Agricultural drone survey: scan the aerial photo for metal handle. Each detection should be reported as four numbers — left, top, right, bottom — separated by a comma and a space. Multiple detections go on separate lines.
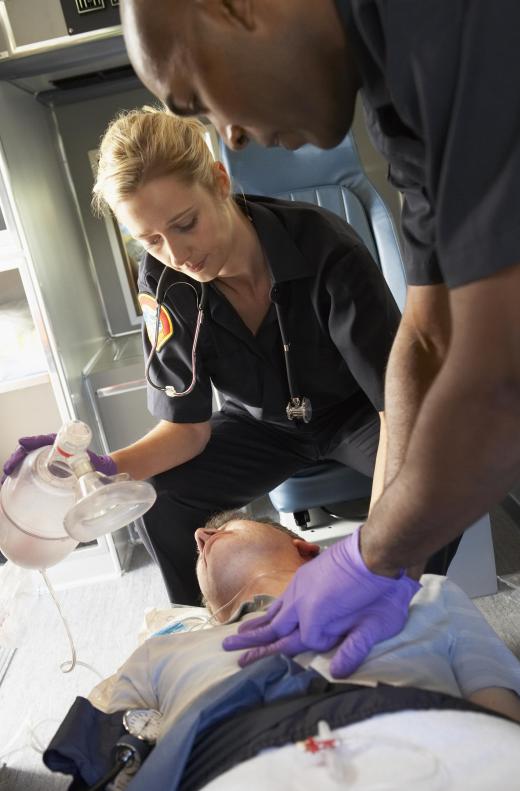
96, 378, 146, 398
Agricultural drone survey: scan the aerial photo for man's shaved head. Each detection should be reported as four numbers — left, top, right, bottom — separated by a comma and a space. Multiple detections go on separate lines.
121, 0, 361, 151
122, 0, 189, 99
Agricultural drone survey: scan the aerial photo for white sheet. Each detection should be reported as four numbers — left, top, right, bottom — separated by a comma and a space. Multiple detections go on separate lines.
202, 709, 520, 791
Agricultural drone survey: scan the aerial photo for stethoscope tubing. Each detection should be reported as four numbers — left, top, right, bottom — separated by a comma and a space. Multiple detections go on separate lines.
145, 266, 206, 398
144, 264, 311, 420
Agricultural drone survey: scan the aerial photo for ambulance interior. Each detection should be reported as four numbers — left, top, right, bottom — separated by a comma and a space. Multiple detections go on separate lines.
0, 3, 519, 789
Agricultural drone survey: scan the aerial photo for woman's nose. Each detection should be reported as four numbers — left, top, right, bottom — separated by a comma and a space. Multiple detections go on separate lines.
222, 124, 249, 151
164, 234, 190, 269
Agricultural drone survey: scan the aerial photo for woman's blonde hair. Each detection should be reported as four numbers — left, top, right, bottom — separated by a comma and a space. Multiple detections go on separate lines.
92, 106, 216, 216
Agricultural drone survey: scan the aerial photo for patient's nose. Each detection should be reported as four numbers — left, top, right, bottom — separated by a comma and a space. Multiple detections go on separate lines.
194, 527, 216, 553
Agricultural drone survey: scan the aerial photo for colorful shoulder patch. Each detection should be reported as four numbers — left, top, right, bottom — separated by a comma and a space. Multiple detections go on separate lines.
138, 293, 174, 352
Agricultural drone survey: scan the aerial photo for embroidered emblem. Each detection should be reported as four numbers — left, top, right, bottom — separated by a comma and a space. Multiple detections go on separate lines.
138, 293, 174, 351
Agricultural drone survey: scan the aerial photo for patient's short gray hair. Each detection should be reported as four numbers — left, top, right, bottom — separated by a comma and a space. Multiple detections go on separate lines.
202, 510, 301, 541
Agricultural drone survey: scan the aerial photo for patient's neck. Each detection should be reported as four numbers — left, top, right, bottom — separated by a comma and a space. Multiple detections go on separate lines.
212, 569, 295, 623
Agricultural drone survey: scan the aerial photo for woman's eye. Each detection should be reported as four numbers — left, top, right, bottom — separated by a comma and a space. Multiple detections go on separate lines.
177, 216, 197, 233
146, 237, 161, 249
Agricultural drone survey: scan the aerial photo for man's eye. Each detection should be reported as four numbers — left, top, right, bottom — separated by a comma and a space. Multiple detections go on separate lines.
190, 95, 206, 115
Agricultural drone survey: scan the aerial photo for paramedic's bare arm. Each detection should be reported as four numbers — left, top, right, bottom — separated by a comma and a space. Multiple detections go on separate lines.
370, 286, 451, 510
382, 285, 451, 487
111, 419, 211, 480
368, 412, 387, 511
360, 262, 520, 575
378, 285, 451, 575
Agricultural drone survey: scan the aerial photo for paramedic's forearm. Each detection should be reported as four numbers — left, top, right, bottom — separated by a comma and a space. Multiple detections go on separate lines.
383, 285, 451, 486
368, 412, 387, 511
111, 419, 211, 480
361, 267, 520, 575
361, 360, 520, 576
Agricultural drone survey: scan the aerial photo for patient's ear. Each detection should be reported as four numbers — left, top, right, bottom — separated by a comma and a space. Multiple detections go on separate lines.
293, 538, 320, 560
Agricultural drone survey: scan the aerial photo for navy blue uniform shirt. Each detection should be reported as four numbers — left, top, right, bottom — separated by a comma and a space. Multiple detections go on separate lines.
337, 0, 520, 288
138, 196, 400, 425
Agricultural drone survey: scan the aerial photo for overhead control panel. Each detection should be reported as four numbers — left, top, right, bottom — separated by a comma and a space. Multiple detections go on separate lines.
0, 0, 128, 95
0, 0, 122, 58
59, 0, 120, 36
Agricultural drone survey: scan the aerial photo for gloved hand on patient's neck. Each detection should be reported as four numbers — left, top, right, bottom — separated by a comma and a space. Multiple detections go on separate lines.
222, 526, 421, 678
1, 433, 117, 484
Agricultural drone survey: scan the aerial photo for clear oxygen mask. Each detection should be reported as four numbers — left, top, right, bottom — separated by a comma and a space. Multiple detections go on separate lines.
0, 420, 156, 569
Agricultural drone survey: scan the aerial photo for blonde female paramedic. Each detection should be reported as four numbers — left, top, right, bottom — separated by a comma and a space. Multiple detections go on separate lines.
3, 108, 414, 604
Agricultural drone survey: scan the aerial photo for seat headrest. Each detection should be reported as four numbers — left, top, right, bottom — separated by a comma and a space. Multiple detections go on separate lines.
219, 133, 364, 195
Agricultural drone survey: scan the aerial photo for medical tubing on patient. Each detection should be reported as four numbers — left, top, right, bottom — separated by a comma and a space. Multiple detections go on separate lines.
164, 568, 300, 633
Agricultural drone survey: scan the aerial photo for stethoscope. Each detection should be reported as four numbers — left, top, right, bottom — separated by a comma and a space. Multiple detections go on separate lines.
145, 265, 313, 423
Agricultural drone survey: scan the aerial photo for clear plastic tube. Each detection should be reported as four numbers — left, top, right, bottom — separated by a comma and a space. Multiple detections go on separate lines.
39, 569, 103, 679
298, 725, 449, 790
168, 568, 296, 633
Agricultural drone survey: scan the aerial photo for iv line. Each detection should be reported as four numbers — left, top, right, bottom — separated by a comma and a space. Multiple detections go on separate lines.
39, 569, 104, 680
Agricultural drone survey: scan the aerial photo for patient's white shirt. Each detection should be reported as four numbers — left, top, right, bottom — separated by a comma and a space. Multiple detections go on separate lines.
91, 575, 520, 740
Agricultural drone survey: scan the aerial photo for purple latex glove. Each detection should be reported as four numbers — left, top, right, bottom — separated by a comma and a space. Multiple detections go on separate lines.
1, 433, 117, 484
222, 527, 421, 678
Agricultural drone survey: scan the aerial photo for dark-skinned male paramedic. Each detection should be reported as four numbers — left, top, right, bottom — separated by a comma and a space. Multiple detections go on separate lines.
120, 0, 520, 678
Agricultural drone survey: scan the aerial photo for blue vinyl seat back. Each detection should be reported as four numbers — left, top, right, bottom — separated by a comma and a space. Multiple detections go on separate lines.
219, 134, 406, 513
219, 133, 407, 310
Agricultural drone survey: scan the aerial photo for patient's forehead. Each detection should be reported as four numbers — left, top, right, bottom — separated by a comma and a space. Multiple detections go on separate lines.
217, 519, 263, 533
218, 519, 298, 543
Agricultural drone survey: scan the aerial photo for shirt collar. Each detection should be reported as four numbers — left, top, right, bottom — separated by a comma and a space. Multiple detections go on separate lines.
235, 195, 316, 284
225, 594, 275, 624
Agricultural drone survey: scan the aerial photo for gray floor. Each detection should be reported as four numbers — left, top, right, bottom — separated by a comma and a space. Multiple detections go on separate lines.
0, 545, 168, 791
0, 506, 519, 791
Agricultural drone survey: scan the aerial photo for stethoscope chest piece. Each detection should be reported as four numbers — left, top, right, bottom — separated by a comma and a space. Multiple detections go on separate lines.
286, 396, 312, 423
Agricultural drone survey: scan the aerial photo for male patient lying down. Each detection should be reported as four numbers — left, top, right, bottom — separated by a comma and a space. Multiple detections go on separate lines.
49, 514, 520, 790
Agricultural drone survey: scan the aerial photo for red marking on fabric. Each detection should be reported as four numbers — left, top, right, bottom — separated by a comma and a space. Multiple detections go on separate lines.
302, 737, 338, 754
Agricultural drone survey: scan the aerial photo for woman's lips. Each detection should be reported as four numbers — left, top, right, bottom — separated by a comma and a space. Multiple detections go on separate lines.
186, 256, 207, 273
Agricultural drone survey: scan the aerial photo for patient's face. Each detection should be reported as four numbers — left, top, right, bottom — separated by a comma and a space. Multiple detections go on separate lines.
195, 519, 310, 619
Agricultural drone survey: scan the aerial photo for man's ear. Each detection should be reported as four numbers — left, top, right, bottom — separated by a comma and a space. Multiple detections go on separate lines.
293, 538, 320, 561
196, 0, 255, 32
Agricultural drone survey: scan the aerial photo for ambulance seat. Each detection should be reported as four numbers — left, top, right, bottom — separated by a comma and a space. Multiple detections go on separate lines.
219, 132, 405, 522
219, 134, 497, 597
